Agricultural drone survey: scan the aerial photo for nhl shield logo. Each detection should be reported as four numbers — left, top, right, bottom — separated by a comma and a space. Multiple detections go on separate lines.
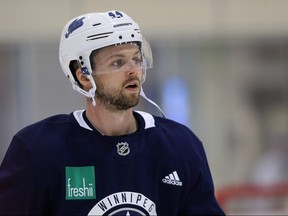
116, 142, 130, 156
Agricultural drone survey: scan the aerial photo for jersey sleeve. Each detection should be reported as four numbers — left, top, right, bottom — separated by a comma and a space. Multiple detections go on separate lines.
180, 140, 225, 215
0, 133, 50, 215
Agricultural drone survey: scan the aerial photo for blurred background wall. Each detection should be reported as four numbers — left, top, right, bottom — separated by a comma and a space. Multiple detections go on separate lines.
1, 0, 288, 214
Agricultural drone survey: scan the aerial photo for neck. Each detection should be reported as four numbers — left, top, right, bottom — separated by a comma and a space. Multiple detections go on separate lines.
85, 102, 137, 136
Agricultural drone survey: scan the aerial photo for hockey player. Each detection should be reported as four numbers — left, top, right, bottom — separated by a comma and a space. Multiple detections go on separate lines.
0, 10, 225, 215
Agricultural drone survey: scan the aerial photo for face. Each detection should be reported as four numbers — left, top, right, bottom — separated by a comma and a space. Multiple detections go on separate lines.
91, 43, 143, 111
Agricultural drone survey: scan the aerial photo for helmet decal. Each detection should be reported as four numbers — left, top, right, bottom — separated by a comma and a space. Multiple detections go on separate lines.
80, 66, 90, 75
108, 11, 123, 19
65, 17, 85, 38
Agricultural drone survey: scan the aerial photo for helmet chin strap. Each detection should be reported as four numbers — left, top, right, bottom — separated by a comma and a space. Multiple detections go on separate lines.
137, 69, 166, 118
140, 88, 166, 118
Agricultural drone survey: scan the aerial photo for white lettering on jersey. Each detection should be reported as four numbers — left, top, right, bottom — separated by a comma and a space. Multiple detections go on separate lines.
88, 191, 157, 215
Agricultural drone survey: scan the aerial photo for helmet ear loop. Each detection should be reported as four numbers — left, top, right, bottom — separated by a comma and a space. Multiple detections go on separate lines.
77, 54, 97, 106
86, 74, 97, 106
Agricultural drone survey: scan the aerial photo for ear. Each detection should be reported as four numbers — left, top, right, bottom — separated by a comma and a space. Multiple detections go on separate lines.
75, 68, 93, 89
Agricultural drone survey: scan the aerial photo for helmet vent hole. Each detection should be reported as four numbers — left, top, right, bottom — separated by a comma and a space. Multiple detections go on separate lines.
119, 36, 123, 39
131, 34, 134, 38
80, 61, 84, 65
79, 56, 83, 60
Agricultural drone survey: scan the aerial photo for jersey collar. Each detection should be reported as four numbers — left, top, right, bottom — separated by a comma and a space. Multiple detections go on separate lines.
73, 110, 155, 132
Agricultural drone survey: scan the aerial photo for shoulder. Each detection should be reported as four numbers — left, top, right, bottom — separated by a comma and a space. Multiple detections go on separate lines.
135, 110, 194, 135
16, 112, 76, 137
145, 112, 201, 144
6, 112, 80, 170
11, 112, 78, 156
136, 111, 206, 164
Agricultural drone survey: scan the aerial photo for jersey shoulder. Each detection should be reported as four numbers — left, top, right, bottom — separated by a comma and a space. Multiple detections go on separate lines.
9, 112, 78, 167
16, 112, 76, 137
149, 114, 207, 165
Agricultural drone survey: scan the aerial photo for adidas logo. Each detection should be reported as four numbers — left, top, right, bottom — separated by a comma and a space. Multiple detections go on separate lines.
162, 171, 182, 186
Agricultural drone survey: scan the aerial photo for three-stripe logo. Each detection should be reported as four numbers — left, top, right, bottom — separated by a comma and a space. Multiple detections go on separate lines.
162, 171, 182, 186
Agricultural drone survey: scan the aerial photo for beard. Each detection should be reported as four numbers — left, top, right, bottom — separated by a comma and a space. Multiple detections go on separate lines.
95, 78, 140, 111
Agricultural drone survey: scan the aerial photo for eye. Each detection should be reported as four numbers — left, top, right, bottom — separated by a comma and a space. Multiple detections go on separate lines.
133, 56, 142, 65
111, 59, 125, 68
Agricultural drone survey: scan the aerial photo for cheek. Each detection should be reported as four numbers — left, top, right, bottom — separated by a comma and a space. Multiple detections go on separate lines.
95, 75, 122, 89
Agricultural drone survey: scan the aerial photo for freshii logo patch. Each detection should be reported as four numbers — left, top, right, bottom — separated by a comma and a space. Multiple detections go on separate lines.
65, 166, 96, 200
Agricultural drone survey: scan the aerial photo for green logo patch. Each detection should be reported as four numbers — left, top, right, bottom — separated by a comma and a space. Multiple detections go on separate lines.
65, 166, 96, 200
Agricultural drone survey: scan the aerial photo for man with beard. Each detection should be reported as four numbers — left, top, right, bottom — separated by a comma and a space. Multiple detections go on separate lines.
0, 10, 225, 215
79, 43, 144, 136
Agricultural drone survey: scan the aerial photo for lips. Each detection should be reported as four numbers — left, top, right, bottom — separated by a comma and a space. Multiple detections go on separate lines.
124, 80, 140, 89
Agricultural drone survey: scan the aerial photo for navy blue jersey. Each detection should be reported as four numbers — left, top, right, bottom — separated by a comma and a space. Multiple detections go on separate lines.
0, 110, 225, 215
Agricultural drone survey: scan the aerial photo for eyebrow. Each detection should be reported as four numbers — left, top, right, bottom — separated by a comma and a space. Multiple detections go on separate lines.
94, 49, 141, 67
109, 50, 141, 59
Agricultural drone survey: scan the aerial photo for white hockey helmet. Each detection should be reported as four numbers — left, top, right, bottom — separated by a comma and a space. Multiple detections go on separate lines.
59, 10, 165, 117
